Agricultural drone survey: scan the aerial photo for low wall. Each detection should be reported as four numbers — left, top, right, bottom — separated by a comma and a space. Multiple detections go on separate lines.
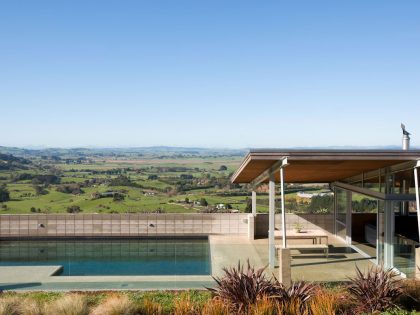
255, 213, 334, 237
0, 213, 248, 238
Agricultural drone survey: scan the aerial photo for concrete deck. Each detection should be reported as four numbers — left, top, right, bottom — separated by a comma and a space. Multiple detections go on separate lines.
253, 235, 373, 282
0, 235, 371, 291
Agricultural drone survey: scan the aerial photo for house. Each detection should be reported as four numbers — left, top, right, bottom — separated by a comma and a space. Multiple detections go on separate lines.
231, 148, 420, 282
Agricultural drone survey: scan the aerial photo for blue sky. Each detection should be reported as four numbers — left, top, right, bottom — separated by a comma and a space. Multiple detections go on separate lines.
0, 1, 419, 148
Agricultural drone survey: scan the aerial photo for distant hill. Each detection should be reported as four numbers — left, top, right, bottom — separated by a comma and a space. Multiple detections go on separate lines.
0, 145, 418, 160
0, 146, 248, 159
0, 153, 32, 170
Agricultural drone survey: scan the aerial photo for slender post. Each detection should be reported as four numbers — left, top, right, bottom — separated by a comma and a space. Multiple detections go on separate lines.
414, 167, 420, 241
280, 167, 287, 248
384, 200, 394, 268
346, 190, 352, 245
268, 175, 276, 268
252, 191, 257, 216
384, 170, 394, 269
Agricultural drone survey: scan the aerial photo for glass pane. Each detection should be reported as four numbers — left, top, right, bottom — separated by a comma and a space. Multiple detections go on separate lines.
351, 193, 378, 214
351, 193, 378, 259
391, 169, 416, 194
393, 201, 418, 277
336, 222, 346, 240
336, 188, 347, 224
362, 170, 382, 192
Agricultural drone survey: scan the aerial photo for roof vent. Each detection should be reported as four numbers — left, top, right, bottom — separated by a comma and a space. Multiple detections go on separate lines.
401, 123, 411, 150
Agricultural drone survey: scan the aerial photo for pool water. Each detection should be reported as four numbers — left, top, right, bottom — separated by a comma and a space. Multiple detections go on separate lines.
0, 238, 211, 276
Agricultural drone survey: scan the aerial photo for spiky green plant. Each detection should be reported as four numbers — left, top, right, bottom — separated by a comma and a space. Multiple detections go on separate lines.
272, 280, 318, 313
347, 264, 403, 313
208, 260, 276, 312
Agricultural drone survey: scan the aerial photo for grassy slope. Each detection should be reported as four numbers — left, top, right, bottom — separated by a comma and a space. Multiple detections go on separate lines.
1, 156, 250, 214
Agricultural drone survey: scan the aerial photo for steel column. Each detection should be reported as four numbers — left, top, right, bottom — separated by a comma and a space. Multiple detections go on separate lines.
252, 191, 257, 216
280, 166, 287, 249
414, 167, 420, 241
346, 190, 352, 245
268, 175, 276, 268
384, 200, 394, 269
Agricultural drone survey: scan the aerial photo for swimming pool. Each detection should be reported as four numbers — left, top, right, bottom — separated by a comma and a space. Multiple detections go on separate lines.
0, 238, 211, 276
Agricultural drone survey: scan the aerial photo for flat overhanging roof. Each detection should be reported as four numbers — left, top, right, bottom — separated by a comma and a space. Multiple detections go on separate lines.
231, 149, 420, 184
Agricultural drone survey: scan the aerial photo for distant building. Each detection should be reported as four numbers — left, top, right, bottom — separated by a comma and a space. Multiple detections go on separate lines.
296, 191, 333, 199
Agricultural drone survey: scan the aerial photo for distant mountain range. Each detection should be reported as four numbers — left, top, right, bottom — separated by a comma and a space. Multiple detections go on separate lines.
0, 145, 419, 159
0, 145, 248, 158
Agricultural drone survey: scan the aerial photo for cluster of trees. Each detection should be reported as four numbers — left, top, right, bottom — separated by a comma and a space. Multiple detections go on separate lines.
31, 175, 61, 185
56, 184, 84, 195
67, 205, 82, 213
308, 195, 334, 213
0, 184, 10, 202
11, 173, 34, 181
109, 175, 141, 188
81, 178, 108, 187
199, 198, 208, 206
0, 153, 32, 170
183, 197, 208, 206
90, 168, 128, 175
91, 191, 126, 202
150, 166, 197, 173
180, 174, 194, 180
352, 198, 378, 213
33, 185, 48, 195
244, 198, 252, 213
64, 157, 88, 164
286, 195, 334, 214
112, 193, 125, 201
11, 173, 61, 186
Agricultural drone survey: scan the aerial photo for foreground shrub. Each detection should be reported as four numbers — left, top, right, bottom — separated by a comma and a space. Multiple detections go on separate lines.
308, 289, 340, 315
44, 294, 89, 315
0, 296, 20, 315
173, 296, 199, 315
18, 298, 44, 315
208, 260, 276, 312
278, 298, 309, 315
347, 265, 403, 314
266, 280, 318, 314
138, 298, 164, 315
249, 295, 279, 315
276, 280, 317, 304
90, 295, 135, 315
397, 279, 420, 311
201, 298, 231, 315
381, 310, 419, 315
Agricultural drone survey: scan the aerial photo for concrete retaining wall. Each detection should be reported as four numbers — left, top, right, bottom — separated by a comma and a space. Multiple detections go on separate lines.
0, 213, 249, 238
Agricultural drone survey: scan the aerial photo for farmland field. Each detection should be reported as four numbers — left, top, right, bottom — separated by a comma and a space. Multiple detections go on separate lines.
0, 147, 332, 214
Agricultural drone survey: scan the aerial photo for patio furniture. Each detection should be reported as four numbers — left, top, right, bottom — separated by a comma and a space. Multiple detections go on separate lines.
274, 229, 329, 246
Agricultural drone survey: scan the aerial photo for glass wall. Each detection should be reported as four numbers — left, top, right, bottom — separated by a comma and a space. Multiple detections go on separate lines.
351, 193, 378, 259
340, 162, 419, 277
344, 165, 416, 195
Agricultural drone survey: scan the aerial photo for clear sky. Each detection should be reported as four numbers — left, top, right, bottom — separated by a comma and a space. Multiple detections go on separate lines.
0, 1, 419, 149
